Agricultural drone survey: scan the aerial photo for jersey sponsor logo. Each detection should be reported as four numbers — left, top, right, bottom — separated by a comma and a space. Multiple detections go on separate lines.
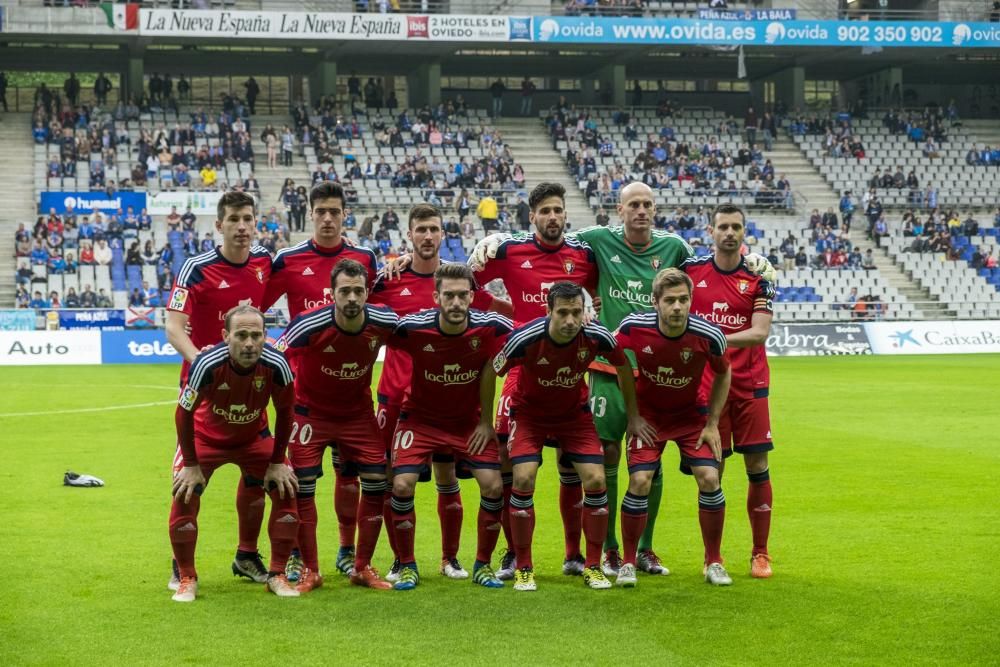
608, 279, 653, 306
211, 402, 263, 424
178, 385, 198, 410
321, 362, 371, 379
219, 280, 230, 289
217, 382, 230, 391
424, 363, 479, 386
400, 288, 412, 296
219, 297, 254, 321
537, 365, 585, 388
640, 365, 693, 389
520, 260, 533, 269
521, 280, 555, 305
423, 343, 435, 352
168, 287, 189, 311
610, 254, 622, 264
641, 345, 653, 354
303, 288, 334, 311
302, 266, 315, 276
701, 302, 749, 329
696, 280, 708, 288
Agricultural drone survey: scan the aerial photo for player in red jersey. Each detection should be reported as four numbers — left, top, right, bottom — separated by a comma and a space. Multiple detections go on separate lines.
386, 263, 513, 591
369, 203, 512, 583
485, 282, 642, 591
682, 204, 776, 579
614, 269, 734, 587
262, 181, 378, 582
165, 191, 274, 589
168, 305, 300, 602
278, 260, 397, 592
471, 182, 599, 579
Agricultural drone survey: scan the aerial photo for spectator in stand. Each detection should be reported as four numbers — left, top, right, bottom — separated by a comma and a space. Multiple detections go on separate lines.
477, 194, 498, 232
490, 78, 506, 118
64, 287, 80, 308
80, 284, 96, 308
29, 290, 50, 309
862, 249, 876, 270
15, 286, 30, 309
125, 241, 143, 266
94, 238, 112, 266
15, 223, 31, 256
79, 241, 95, 265
48, 291, 61, 308
795, 246, 808, 268
142, 280, 160, 306
95, 289, 112, 308
520, 77, 536, 117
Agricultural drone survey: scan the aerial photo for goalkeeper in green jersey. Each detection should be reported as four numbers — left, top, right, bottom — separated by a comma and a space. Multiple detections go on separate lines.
470, 182, 776, 578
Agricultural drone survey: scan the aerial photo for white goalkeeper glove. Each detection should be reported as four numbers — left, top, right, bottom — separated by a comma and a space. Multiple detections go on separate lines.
468, 233, 512, 272
744, 252, 777, 284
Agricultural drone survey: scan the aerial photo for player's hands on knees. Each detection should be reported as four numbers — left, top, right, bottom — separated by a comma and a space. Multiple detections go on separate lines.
380, 253, 412, 281
697, 425, 723, 462
467, 422, 497, 456
172, 465, 206, 504
265, 463, 299, 499
626, 415, 658, 450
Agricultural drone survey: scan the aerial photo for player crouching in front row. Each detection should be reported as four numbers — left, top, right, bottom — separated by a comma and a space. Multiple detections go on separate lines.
484, 282, 648, 592
614, 269, 734, 587
169, 305, 301, 602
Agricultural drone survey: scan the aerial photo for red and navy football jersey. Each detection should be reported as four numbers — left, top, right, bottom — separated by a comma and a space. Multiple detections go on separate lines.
263, 239, 379, 319
369, 267, 497, 405
388, 309, 513, 429
279, 303, 398, 419
614, 312, 729, 418
177, 342, 294, 452
494, 316, 623, 420
168, 245, 272, 374
682, 255, 774, 400
476, 235, 597, 324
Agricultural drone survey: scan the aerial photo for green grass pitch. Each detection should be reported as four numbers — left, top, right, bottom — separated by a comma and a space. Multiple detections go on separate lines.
2, 356, 998, 665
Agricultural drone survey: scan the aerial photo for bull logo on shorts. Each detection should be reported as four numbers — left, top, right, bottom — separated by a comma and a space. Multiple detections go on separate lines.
254, 375, 265, 391
680, 348, 693, 363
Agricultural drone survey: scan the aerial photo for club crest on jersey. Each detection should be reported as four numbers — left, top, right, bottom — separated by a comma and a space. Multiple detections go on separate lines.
369, 337, 379, 351
253, 375, 265, 391
469, 336, 481, 351
651, 257, 662, 270
738, 279, 750, 293
577, 348, 588, 362
256, 268, 264, 283
680, 347, 693, 363
563, 260, 575, 274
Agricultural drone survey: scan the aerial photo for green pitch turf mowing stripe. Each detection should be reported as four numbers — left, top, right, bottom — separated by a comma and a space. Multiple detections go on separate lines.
1, 357, 997, 665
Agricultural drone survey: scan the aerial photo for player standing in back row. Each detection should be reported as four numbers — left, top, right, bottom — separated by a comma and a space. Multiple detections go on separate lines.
682, 204, 776, 578
263, 181, 379, 581
166, 191, 274, 589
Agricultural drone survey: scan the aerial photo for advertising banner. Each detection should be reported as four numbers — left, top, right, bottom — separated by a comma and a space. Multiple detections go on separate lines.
0, 331, 102, 365
101, 329, 183, 364
532, 17, 1000, 48
0, 310, 36, 331
865, 320, 1000, 355
55, 309, 126, 330
146, 191, 223, 217
138, 9, 513, 42
698, 9, 796, 21
765, 323, 872, 356
39, 191, 147, 216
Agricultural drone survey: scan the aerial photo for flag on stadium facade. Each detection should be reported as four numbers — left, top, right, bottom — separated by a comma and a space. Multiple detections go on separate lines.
737, 45, 747, 79
100, 3, 139, 31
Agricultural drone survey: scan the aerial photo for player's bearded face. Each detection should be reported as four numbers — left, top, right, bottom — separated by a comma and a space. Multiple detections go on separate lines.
711, 214, 745, 253
409, 218, 443, 260
312, 197, 344, 244
333, 275, 367, 319
434, 278, 472, 325
224, 314, 266, 368
217, 206, 256, 251
655, 286, 692, 330
531, 197, 566, 243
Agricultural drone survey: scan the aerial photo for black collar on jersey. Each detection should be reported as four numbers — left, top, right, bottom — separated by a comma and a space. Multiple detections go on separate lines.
215, 246, 251, 268
228, 357, 259, 375
544, 318, 578, 348
532, 235, 565, 254
434, 311, 470, 337
309, 238, 347, 256
658, 317, 690, 341
332, 304, 370, 336
711, 254, 746, 275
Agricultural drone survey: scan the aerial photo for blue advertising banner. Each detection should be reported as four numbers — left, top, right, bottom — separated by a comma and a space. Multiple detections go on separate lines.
698, 9, 796, 21
39, 191, 148, 216
532, 17, 1000, 48
0, 310, 36, 331
101, 328, 289, 364
56, 309, 126, 330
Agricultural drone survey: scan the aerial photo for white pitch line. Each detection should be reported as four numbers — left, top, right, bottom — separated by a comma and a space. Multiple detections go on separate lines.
0, 400, 176, 418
